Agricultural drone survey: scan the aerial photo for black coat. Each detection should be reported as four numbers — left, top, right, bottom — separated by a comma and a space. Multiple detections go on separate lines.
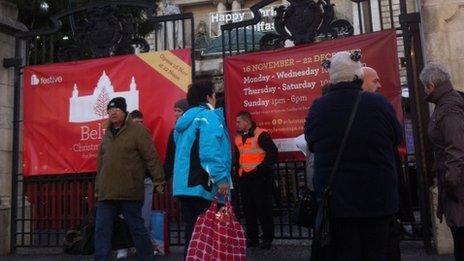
163, 129, 175, 180
304, 82, 402, 218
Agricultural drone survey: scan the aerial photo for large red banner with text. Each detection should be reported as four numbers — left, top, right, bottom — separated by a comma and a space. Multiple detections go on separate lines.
23, 49, 192, 176
224, 30, 402, 159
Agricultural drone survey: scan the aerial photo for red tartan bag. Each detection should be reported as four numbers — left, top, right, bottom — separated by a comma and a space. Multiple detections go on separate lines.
186, 196, 246, 261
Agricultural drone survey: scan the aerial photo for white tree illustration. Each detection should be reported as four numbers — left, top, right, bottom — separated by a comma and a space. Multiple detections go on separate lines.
93, 88, 110, 118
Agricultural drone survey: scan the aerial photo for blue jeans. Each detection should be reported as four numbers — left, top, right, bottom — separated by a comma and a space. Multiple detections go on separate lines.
142, 178, 153, 230
94, 200, 155, 261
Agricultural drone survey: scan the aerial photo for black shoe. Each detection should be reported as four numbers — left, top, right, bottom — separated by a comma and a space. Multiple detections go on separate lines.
246, 240, 259, 248
260, 240, 272, 249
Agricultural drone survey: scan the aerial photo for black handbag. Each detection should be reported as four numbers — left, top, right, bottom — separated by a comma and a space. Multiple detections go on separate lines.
293, 187, 318, 228
112, 215, 134, 250
314, 92, 363, 247
63, 209, 95, 255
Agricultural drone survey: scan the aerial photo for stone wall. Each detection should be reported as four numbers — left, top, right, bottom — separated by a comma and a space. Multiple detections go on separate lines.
0, 0, 16, 255
421, 0, 464, 91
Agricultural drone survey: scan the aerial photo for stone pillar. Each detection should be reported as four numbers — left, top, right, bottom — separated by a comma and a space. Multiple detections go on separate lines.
420, 1, 464, 254
216, 1, 227, 37
421, 1, 464, 92
217, 0, 226, 12
0, 0, 27, 255
164, 4, 181, 50
0, 0, 16, 255
231, 0, 241, 11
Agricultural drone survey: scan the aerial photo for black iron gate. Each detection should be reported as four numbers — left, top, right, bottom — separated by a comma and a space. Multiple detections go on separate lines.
6, 1, 194, 251
6, 0, 434, 253
221, 0, 432, 248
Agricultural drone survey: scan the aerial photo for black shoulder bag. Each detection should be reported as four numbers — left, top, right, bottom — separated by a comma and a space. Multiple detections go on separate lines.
314, 91, 363, 247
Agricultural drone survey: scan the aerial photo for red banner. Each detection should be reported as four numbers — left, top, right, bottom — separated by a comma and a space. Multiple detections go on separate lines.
23, 49, 192, 176
224, 30, 402, 159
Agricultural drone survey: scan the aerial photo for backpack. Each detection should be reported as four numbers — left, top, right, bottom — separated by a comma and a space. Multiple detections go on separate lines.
63, 217, 95, 255
63, 210, 133, 255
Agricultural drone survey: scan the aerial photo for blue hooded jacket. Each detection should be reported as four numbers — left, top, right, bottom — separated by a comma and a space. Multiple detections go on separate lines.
172, 104, 231, 201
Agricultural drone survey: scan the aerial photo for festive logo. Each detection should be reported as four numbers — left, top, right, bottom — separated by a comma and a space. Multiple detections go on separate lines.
69, 71, 139, 123
31, 74, 39, 85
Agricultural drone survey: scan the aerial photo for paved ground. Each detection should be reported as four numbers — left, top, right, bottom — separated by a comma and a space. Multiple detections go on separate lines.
0, 241, 454, 260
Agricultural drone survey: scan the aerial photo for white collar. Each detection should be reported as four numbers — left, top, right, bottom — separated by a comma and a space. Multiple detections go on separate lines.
206, 103, 214, 110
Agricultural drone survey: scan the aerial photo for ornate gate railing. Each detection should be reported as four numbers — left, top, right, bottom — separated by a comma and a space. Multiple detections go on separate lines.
5, 0, 433, 251
5, 1, 194, 251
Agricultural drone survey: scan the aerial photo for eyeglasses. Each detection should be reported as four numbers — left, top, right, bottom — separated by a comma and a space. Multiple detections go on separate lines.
107, 107, 122, 114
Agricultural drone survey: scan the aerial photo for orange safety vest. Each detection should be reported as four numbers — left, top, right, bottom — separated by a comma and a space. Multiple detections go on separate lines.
234, 127, 267, 177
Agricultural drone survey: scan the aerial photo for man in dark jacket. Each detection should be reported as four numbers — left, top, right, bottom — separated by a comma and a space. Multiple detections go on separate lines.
95, 97, 165, 261
420, 62, 464, 260
235, 110, 278, 249
305, 51, 402, 260
163, 99, 189, 180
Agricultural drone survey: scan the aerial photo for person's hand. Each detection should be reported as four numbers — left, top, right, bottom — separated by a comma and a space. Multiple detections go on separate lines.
217, 183, 229, 195
154, 184, 165, 194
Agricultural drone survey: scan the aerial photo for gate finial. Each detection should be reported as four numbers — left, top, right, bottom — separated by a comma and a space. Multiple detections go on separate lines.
260, 0, 354, 49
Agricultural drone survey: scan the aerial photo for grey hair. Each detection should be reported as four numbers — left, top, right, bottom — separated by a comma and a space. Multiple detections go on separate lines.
419, 62, 451, 86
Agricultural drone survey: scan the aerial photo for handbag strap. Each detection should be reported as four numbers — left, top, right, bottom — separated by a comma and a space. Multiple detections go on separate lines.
325, 91, 363, 193
210, 194, 232, 211
208, 197, 219, 213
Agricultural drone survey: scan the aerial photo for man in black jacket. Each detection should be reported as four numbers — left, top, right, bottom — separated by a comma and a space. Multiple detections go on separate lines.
163, 99, 189, 180
234, 110, 278, 249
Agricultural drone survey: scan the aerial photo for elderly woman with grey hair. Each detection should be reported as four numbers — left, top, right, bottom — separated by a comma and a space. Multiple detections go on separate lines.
421, 62, 464, 260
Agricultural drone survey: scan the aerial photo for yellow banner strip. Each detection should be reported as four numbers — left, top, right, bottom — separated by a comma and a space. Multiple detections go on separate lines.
137, 51, 192, 93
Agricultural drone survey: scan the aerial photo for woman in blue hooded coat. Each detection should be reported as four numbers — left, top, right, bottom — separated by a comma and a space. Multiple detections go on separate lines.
172, 80, 231, 255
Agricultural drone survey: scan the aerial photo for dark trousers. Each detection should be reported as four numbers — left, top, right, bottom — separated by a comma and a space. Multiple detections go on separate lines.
310, 235, 322, 261
386, 218, 402, 261
451, 226, 464, 261
312, 217, 392, 261
179, 197, 211, 257
239, 176, 274, 242
94, 200, 154, 261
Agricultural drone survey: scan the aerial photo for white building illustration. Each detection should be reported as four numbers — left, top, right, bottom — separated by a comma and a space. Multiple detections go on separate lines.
69, 71, 139, 123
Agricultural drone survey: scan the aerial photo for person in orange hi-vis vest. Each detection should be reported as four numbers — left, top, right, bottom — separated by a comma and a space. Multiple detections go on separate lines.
234, 110, 278, 250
